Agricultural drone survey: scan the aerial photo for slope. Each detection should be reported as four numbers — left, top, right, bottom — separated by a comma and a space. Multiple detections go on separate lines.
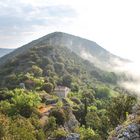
0, 42, 118, 89
0, 32, 128, 69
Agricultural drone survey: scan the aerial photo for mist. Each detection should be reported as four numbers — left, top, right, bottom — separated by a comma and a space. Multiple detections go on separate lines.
117, 61, 140, 95
80, 49, 140, 95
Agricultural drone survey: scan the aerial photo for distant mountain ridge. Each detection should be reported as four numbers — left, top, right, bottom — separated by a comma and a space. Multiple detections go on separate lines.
0, 32, 128, 68
0, 48, 14, 58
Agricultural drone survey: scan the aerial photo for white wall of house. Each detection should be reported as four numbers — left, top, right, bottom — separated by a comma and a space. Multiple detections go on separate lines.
54, 86, 70, 98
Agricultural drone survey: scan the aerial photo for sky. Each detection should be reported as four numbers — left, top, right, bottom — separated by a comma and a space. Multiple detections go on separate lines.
0, 0, 140, 62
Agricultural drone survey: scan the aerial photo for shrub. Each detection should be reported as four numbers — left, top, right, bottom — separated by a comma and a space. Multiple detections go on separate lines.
41, 83, 54, 94
49, 109, 66, 126
53, 128, 68, 139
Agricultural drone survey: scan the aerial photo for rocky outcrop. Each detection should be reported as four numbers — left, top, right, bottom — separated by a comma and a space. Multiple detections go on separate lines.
66, 133, 80, 140
109, 104, 140, 140
62, 99, 79, 132
109, 123, 140, 140
64, 111, 79, 132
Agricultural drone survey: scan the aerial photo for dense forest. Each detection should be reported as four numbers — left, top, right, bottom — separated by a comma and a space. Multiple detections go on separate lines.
0, 34, 138, 140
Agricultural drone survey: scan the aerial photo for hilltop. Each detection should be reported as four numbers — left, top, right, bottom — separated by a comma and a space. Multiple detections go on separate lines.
0, 32, 128, 68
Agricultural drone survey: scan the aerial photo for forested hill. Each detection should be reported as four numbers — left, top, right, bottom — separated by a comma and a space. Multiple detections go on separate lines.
0, 32, 137, 140
0, 32, 128, 68
0, 42, 118, 89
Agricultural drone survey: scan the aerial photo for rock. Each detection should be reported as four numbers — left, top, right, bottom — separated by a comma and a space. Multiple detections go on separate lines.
116, 125, 122, 131
127, 124, 138, 133
118, 138, 129, 140
117, 133, 124, 138
109, 123, 140, 140
66, 133, 80, 140
123, 131, 130, 138
64, 112, 79, 131
64, 106, 79, 132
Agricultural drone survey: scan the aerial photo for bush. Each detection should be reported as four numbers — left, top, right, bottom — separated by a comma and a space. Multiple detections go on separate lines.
76, 127, 100, 140
62, 74, 73, 88
49, 109, 66, 126
94, 86, 110, 99
36, 129, 46, 140
30, 65, 43, 77
53, 128, 68, 139
11, 89, 41, 117
54, 62, 64, 75
41, 83, 54, 94
106, 94, 137, 127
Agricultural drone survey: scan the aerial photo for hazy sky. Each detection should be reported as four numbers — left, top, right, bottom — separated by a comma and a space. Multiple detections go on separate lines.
0, 0, 140, 62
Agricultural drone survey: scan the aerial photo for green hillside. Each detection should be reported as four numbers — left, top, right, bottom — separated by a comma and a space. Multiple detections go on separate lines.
0, 33, 137, 140
0, 43, 119, 89
0, 32, 129, 68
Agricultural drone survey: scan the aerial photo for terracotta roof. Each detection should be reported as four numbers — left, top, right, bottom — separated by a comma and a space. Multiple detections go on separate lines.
38, 105, 55, 114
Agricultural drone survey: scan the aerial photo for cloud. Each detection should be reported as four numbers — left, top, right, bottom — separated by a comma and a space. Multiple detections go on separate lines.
121, 82, 140, 94
79, 46, 140, 95
0, 0, 77, 48
0, 0, 140, 67
110, 59, 140, 95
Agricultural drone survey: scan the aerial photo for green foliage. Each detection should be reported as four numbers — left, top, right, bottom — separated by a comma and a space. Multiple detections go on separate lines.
36, 129, 46, 140
44, 116, 57, 132
0, 88, 12, 100
24, 73, 44, 90
45, 64, 54, 71
77, 127, 100, 140
0, 113, 9, 139
62, 74, 73, 88
86, 111, 101, 130
0, 89, 41, 117
41, 82, 54, 93
94, 86, 110, 99
73, 104, 85, 125
0, 44, 138, 140
0, 114, 38, 140
49, 108, 66, 126
104, 72, 118, 84
40, 56, 53, 68
8, 117, 36, 140
11, 89, 41, 117
11, 89, 41, 107
90, 70, 117, 84
54, 62, 64, 75
0, 101, 12, 115
30, 65, 43, 77
52, 128, 68, 139
106, 94, 137, 127
71, 83, 79, 92
4, 74, 18, 89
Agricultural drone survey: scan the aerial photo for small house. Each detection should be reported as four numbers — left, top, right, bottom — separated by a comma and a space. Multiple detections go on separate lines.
54, 86, 70, 98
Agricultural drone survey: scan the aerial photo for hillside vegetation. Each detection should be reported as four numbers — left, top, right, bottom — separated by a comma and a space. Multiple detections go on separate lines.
0, 44, 118, 89
0, 32, 128, 68
0, 32, 137, 140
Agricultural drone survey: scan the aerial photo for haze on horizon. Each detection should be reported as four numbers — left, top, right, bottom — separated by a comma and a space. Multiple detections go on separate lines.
0, 0, 140, 63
